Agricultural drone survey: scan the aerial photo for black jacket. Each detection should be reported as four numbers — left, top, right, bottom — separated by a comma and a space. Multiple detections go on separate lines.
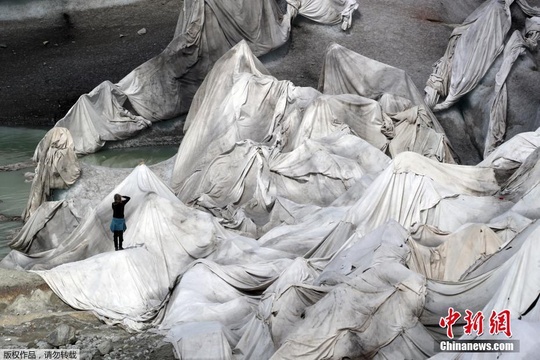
112, 196, 130, 218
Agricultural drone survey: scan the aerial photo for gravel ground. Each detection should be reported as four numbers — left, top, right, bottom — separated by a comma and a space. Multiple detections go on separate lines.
0, 3, 180, 357
0, 1, 480, 358
0, 0, 494, 162
0, 268, 176, 359
0, 0, 180, 128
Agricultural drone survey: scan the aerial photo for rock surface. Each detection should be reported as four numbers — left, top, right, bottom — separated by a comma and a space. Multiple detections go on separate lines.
0, 0, 179, 127
46, 324, 77, 347
0, 266, 175, 359
2, 0, 539, 164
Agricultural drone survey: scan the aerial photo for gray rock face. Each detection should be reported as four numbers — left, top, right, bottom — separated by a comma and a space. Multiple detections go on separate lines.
97, 339, 113, 355
46, 324, 77, 347
461, 49, 540, 162
35, 340, 51, 349
5, 289, 52, 315
438, 2, 540, 164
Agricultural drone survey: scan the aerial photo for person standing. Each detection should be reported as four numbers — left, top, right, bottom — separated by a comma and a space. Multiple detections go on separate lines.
110, 194, 130, 250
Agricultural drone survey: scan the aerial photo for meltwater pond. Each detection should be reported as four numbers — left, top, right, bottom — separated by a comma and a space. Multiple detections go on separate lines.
0, 126, 178, 258
80, 146, 178, 168
0, 126, 47, 258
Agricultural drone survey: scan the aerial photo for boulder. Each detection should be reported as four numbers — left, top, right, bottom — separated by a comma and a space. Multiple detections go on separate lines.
46, 324, 77, 347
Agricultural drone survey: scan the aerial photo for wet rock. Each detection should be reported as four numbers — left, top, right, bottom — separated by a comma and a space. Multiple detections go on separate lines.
80, 349, 99, 360
149, 341, 175, 359
0, 214, 22, 222
35, 340, 51, 349
0, 161, 35, 171
46, 324, 77, 347
97, 339, 113, 355
5, 289, 52, 314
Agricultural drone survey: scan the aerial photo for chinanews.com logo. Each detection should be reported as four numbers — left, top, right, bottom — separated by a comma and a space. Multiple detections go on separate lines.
437, 308, 520, 353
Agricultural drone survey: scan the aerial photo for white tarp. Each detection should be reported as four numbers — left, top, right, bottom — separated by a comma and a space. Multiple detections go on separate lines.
10, 200, 80, 254
407, 224, 504, 281
2, 164, 180, 271
425, 0, 513, 111
171, 42, 458, 239
341, 151, 510, 238
424, 0, 540, 111
171, 41, 399, 236
319, 43, 455, 163
500, 147, 540, 219
484, 17, 540, 158
54, 81, 152, 155
5, 147, 540, 359
53, 0, 359, 154
22, 127, 81, 221
270, 222, 437, 359
479, 127, 540, 179
426, 220, 540, 359
424, 0, 540, 162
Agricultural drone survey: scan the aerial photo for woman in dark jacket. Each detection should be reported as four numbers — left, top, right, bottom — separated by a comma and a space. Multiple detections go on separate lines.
110, 194, 130, 250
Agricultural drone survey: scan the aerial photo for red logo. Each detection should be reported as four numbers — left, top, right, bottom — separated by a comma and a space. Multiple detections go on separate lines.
463, 309, 484, 336
489, 310, 512, 337
439, 307, 461, 339
439, 309, 512, 339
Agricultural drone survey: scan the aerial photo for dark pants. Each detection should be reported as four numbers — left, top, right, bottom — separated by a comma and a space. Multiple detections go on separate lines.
113, 231, 124, 250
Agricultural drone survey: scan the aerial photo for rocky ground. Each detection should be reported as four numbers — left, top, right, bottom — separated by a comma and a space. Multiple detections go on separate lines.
0, 268, 176, 360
